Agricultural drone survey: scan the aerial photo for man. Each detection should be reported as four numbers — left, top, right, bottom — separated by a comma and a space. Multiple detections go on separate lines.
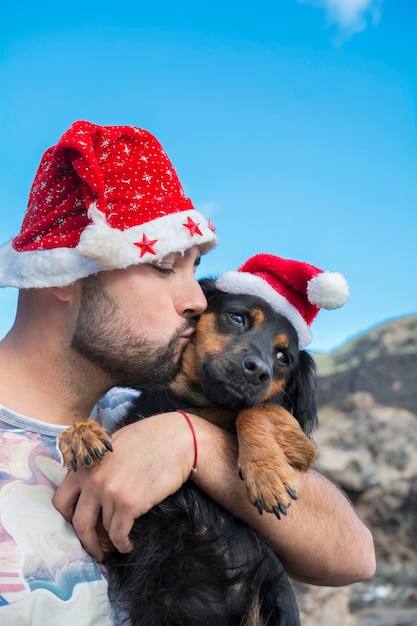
0, 120, 375, 624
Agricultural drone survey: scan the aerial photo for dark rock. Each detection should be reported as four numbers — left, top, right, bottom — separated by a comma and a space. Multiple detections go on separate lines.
294, 315, 417, 625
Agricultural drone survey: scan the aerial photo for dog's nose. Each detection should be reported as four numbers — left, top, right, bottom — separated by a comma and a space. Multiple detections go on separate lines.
242, 354, 271, 385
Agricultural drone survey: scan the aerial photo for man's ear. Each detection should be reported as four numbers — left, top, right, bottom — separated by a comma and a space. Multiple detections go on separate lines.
50, 283, 80, 303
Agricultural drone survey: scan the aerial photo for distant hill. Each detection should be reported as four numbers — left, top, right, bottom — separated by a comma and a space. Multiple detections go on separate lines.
313, 315, 417, 414
295, 315, 417, 626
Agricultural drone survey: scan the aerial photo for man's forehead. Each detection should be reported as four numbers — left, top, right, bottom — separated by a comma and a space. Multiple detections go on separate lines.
159, 246, 202, 265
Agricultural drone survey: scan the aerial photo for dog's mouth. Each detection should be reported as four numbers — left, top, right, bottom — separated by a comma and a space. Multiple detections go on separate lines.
200, 380, 267, 411
198, 356, 272, 410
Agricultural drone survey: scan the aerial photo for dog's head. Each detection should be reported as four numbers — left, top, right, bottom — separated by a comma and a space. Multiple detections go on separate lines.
176, 279, 317, 436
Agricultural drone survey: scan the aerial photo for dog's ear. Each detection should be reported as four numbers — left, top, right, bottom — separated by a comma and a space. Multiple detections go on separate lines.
199, 277, 221, 302
283, 351, 318, 436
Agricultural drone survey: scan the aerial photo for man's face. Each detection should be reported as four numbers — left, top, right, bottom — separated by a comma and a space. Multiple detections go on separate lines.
70, 246, 207, 389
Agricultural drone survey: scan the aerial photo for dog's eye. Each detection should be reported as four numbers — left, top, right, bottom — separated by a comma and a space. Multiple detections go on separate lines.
229, 312, 245, 326
276, 350, 289, 364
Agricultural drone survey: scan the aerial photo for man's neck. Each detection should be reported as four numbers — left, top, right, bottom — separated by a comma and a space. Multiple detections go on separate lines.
0, 332, 109, 426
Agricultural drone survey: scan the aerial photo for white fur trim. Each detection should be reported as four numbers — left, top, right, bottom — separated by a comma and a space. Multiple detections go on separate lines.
0, 241, 104, 289
77, 203, 217, 268
0, 203, 217, 288
307, 271, 349, 309
0, 239, 103, 287
216, 271, 313, 349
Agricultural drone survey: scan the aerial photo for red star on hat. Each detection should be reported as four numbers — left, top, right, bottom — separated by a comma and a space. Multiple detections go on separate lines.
183, 216, 202, 237
134, 233, 158, 257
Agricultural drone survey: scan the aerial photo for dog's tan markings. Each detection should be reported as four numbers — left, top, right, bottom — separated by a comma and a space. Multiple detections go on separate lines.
175, 342, 200, 384
236, 404, 316, 513
263, 378, 286, 401
195, 406, 238, 432
169, 313, 234, 403
195, 312, 232, 355
59, 420, 113, 471
275, 332, 290, 349
249, 307, 265, 328
169, 342, 208, 404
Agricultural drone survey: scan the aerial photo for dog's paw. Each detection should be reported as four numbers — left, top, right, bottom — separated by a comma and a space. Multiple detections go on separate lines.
59, 420, 113, 471
277, 423, 317, 473
235, 405, 317, 519
238, 449, 299, 519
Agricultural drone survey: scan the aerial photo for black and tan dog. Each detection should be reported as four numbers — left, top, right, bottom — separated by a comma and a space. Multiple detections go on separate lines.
60, 277, 321, 626
109, 277, 320, 626
60, 252, 350, 624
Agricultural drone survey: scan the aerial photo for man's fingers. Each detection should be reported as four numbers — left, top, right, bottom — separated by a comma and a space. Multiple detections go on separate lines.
52, 472, 81, 522
72, 498, 105, 562
106, 512, 135, 554
77, 528, 104, 563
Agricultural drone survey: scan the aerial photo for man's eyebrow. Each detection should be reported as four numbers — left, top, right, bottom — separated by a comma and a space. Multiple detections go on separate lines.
181, 247, 201, 267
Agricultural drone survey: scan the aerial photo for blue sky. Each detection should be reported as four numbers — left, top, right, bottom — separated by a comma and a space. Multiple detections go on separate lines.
0, 0, 416, 351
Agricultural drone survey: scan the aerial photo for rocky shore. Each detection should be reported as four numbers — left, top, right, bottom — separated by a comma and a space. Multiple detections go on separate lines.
292, 316, 417, 625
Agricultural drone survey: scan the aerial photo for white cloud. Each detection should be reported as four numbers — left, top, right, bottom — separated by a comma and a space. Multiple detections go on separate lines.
299, 0, 382, 41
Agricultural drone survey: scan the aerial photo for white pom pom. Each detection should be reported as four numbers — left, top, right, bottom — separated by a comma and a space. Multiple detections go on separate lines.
307, 271, 349, 310
77, 202, 129, 267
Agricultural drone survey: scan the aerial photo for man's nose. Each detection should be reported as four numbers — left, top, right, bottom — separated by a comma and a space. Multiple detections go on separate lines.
180, 279, 207, 318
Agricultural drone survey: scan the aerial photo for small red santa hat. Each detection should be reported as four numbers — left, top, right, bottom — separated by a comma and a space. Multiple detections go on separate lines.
0, 120, 217, 288
215, 253, 349, 349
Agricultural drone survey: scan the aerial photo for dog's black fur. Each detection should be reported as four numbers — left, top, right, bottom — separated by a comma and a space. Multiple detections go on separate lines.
105, 279, 318, 626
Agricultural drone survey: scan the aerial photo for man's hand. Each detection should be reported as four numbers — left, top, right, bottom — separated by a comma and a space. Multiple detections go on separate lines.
53, 411, 194, 561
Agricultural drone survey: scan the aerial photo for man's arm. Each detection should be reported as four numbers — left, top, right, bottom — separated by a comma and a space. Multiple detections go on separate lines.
53, 411, 375, 585
191, 413, 375, 586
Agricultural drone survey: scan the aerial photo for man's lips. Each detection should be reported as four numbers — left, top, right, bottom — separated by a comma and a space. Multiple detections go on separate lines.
180, 328, 195, 341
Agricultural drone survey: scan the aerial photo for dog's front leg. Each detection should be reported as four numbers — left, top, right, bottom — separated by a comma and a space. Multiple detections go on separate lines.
235, 405, 316, 517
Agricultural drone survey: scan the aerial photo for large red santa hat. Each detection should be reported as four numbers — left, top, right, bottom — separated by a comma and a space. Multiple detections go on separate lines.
215, 253, 349, 349
0, 120, 217, 288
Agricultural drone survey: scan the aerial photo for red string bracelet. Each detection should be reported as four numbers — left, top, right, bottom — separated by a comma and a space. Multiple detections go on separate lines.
177, 410, 198, 476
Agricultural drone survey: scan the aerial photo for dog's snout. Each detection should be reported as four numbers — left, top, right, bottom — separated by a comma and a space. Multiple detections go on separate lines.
242, 354, 271, 385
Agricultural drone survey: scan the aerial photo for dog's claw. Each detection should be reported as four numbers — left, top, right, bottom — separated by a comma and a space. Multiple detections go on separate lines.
104, 440, 113, 452
84, 455, 92, 467
239, 469, 244, 481
278, 503, 288, 516
93, 447, 103, 461
71, 459, 78, 472
272, 505, 281, 520
254, 499, 263, 515
287, 487, 298, 501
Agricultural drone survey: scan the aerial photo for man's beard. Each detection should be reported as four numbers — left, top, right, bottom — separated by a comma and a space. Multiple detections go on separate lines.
70, 274, 189, 390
